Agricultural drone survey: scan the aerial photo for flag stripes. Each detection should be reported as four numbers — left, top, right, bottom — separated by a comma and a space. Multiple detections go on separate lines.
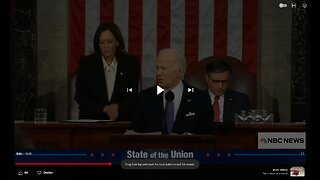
69, 0, 258, 89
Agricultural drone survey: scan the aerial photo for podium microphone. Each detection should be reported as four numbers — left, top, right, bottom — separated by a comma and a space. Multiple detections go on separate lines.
162, 91, 175, 134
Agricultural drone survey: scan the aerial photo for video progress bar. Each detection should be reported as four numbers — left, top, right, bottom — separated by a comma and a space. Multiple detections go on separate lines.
233, 153, 305, 157
28, 153, 88, 156
16, 162, 112, 166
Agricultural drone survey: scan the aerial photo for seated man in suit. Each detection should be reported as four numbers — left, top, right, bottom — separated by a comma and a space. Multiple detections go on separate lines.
129, 48, 214, 135
205, 60, 251, 125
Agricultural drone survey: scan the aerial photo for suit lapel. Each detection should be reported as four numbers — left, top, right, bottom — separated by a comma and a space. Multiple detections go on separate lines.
109, 58, 125, 102
174, 84, 188, 127
95, 56, 108, 102
158, 91, 165, 115
223, 90, 233, 122
114, 59, 123, 89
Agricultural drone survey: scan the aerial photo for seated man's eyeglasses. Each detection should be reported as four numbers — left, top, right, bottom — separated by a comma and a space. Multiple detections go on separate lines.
210, 79, 230, 86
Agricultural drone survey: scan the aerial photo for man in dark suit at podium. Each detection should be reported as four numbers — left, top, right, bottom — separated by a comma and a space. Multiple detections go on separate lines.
129, 48, 214, 135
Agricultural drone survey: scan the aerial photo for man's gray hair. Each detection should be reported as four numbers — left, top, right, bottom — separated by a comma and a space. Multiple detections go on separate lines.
158, 48, 187, 71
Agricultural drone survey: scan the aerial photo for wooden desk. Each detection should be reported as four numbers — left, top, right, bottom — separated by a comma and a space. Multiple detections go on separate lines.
15, 121, 305, 149
15, 121, 128, 148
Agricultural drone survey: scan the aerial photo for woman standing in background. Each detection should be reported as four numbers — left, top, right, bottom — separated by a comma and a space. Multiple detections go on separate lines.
75, 22, 140, 121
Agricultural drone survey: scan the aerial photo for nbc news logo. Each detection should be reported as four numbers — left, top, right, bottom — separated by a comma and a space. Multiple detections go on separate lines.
258, 132, 305, 149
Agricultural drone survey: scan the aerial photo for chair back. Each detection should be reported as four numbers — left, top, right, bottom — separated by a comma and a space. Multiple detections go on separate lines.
184, 56, 257, 108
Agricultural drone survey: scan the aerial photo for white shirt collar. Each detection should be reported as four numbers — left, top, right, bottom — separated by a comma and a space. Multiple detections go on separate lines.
102, 56, 117, 69
208, 90, 225, 104
166, 80, 184, 97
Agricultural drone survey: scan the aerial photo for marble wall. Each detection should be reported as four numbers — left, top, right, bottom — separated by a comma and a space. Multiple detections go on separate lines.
259, 0, 308, 122
13, 0, 37, 120
37, 0, 68, 121
291, 0, 309, 122
13, 0, 68, 121
259, 0, 293, 122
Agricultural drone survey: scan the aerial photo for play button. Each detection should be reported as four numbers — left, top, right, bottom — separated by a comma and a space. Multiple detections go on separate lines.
157, 85, 164, 95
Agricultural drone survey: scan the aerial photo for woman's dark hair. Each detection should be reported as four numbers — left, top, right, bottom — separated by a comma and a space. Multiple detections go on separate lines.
93, 22, 125, 57
206, 59, 232, 74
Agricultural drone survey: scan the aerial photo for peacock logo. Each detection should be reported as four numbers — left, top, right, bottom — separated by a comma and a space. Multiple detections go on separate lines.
259, 137, 267, 143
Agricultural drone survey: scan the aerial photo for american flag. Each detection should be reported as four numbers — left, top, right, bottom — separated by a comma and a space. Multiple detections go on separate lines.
70, 0, 258, 89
